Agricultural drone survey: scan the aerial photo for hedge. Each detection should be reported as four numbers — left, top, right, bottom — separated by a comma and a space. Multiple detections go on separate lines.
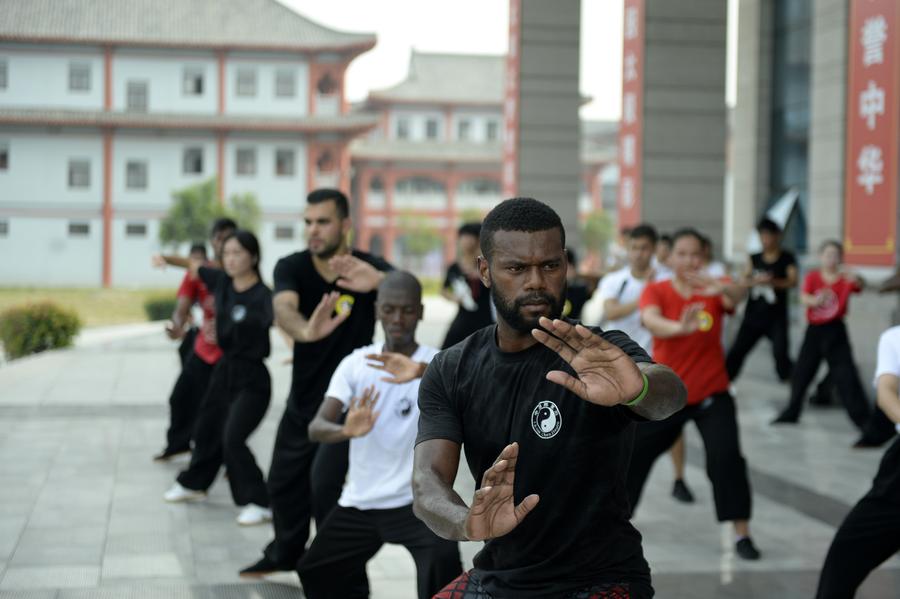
0, 302, 82, 360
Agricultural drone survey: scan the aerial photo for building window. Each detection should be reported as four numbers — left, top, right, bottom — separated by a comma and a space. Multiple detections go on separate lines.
0, 220, 8, 236
486, 120, 500, 142
425, 118, 439, 140
275, 69, 296, 98
0, 143, 8, 170
275, 149, 295, 176
68, 159, 90, 188
125, 222, 147, 237
457, 119, 472, 141
274, 224, 294, 240
396, 117, 410, 140
183, 147, 203, 174
126, 161, 147, 189
236, 68, 256, 97
68, 62, 91, 91
0, 60, 7, 89
126, 80, 148, 112
68, 222, 90, 237
183, 67, 204, 95
236, 147, 256, 176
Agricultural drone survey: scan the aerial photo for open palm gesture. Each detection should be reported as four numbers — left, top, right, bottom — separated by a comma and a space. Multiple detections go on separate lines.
329, 255, 384, 293
465, 442, 540, 541
342, 385, 381, 438
531, 317, 644, 407
303, 291, 351, 342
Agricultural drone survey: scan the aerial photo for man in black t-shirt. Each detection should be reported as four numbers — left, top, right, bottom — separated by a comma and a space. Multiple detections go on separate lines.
414, 198, 687, 599
441, 222, 494, 349
726, 218, 798, 382
240, 189, 392, 577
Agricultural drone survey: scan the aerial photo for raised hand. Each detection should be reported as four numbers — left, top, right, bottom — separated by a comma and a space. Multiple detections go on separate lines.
366, 351, 423, 384
684, 271, 724, 296
342, 385, 381, 438
531, 317, 644, 407
329, 255, 384, 293
302, 291, 351, 342
678, 302, 704, 335
151, 254, 166, 269
465, 443, 539, 541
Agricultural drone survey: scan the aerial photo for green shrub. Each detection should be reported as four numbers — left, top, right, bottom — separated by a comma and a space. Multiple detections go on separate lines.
143, 294, 178, 321
0, 302, 82, 360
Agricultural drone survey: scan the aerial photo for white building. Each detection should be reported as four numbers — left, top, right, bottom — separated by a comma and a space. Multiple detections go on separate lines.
0, 0, 377, 286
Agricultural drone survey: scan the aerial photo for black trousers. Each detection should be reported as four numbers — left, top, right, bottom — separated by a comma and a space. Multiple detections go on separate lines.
263, 403, 349, 568
781, 320, 871, 429
177, 359, 271, 507
726, 307, 792, 381
297, 504, 462, 599
627, 392, 752, 522
177, 327, 198, 366
164, 351, 214, 454
816, 437, 900, 598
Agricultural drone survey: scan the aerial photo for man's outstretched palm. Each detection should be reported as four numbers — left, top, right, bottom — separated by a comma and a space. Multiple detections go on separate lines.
465, 442, 539, 541
532, 317, 644, 407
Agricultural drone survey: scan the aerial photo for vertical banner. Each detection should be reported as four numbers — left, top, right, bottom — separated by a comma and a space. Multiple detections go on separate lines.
502, 0, 522, 199
618, 0, 645, 228
844, 0, 898, 266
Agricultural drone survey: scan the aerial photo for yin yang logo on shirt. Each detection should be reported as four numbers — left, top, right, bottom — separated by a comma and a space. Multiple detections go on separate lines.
531, 400, 562, 439
231, 304, 247, 322
395, 397, 413, 418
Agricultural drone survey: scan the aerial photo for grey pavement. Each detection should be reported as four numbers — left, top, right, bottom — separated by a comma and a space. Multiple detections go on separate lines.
0, 297, 898, 598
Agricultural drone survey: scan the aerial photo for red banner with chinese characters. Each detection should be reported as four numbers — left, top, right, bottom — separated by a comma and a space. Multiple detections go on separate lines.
844, 0, 898, 266
617, 0, 645, 228
501, 0, 522, 199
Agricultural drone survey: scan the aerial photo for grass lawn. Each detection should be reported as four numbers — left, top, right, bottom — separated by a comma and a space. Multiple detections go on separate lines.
0, 288, 175, 328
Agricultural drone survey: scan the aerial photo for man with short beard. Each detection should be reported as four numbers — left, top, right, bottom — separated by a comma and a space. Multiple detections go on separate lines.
241, 189, 392, 577
413, 197, 686, 599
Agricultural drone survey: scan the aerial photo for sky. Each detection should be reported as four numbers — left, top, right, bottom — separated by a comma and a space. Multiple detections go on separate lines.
279, 0, 737, 120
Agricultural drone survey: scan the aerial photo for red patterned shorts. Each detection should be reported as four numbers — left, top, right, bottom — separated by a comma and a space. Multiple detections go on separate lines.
433, 571, 633, 599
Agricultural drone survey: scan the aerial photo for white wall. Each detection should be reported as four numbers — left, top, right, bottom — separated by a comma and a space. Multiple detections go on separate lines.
223, 137, 307, 211
111, 218, 185, 287
0, 216, 103, 286
388, 108, 446, 141
450, 109, 503, 143
112, 50, 218, 114
225, 56, 309, 117
257, 220, 307, 284
0, 47, 104, 110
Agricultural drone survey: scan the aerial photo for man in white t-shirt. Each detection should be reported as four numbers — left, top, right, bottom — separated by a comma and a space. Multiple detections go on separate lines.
815, 325, 900, 598
298, 271, 461, 599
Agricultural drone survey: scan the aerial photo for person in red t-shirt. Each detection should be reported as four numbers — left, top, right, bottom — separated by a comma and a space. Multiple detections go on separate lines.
772, 240, 872, 430
629, 228, 762, 561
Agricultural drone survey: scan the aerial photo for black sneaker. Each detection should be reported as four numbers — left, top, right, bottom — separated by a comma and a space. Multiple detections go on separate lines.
152, 448, 190, 462
671, 479, 695, 503
735, 537, 761, 560
770, 412, 799, 425
239, 556, 292, 578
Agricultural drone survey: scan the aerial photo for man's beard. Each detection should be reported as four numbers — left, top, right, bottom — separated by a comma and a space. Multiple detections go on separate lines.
490, 282, 566, 335
310, 237, 342, 260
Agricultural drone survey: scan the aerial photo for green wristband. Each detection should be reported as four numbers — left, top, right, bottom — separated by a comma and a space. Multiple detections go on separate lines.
625, 373, 649, 407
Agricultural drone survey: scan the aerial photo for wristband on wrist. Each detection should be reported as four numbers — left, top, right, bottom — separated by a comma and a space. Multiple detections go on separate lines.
625, 372, 650, 407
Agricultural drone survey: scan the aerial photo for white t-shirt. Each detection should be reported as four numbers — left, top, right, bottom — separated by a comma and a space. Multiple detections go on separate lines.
874, 326, 900, 434
325, 342, 440, 510
597, 266, 660, 354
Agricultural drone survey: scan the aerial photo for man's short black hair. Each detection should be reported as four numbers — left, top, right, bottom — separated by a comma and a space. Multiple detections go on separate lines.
308, 188, 349, 219
189, 243, 208, 257
458, 222, 482, 239
659, 233, 672, 245
757, 217, 781, 234
671, 227, 705, 247
378, 270, 422, 303
565, 248, 577, 265
629, 224, 658, 244
480, 197, 565, 260
210, 217, 237, 236
820, 239, 844, 256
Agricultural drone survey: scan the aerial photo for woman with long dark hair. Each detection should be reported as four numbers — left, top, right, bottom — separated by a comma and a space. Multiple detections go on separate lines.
164, 229, 274, 526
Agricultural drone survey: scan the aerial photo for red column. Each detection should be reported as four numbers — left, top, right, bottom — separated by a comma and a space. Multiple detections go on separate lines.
308, 56, 317, 116
444, 107, 453, 141
444, 173, 458, 264
102, 132, 113, 288
216, 133, 225, 206
357, 166, 371, 250
384, 169, 396, 261
103, 46, 112, 110
217, 50, 226, 114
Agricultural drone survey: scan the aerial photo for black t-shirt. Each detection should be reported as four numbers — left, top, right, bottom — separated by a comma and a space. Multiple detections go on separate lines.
564, 281, 593, 321
198, 266, 272, 362
273, 249, 392, 417
417, 324, 653, 598
746, 250, 796, 314
442, 262, 494, 348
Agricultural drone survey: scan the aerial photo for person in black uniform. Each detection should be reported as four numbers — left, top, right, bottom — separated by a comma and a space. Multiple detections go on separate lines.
441, 222, 494, 349
241, 188, 393, 576
414, 197, 687, 599
563, 248, 599, 321
725, 218, 797, 382
163, 229, 274, 527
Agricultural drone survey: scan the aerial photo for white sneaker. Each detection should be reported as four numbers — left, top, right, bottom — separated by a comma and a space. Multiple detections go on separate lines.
237, 504, 273, 526
163, 482, 207, 503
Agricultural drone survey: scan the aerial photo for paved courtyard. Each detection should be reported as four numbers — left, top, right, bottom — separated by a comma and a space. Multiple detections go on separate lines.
0, 296, 898, 598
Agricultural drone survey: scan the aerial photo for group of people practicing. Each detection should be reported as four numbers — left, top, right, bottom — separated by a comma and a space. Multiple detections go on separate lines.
148, 189, 899, 598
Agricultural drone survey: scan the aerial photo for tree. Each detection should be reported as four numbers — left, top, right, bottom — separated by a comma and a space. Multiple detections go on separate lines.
580, 210, 615, 256
397, 212, 443, 258
158, 178, 261, 247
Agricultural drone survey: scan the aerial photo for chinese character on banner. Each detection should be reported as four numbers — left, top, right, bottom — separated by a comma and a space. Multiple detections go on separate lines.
624, 53, 638, 81
625, 7, 639, 40
862, 15, 887, 67
623, 93, 637, 124
859, 80, 885, 129
857, 145, 884, 194
622, 135, 636, 167
621, 178, 635, 209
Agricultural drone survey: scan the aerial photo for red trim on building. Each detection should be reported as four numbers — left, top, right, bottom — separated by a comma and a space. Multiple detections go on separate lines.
308, 58, 318, 116
501, 0, 522, 198
103, 46, 113, 110
217, 133, 225, 205
102, 132, 113, 288
217, 50, 226, 114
